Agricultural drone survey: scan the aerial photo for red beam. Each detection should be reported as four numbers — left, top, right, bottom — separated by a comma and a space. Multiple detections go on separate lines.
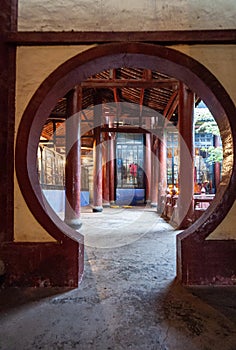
5, 30, 236, 46
101, 126, 150, 133
164, 91, 179, 122
81, 78, 178, 89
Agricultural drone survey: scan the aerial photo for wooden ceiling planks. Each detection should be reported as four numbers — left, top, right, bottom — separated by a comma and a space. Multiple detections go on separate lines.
41, 67, 183, 148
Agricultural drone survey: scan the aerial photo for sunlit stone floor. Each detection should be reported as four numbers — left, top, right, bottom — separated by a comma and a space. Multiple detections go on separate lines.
0, 207, 236, 350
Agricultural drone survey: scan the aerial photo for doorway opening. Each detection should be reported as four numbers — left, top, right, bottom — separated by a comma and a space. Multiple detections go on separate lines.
37, 67, 223, 229
16, 43, 236, 285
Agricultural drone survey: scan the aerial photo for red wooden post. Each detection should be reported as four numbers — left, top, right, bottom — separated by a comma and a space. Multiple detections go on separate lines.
0, 0, 17, 241
145, 133, 152, 205
102, 132, 110, 207
102, 113, 110, 207
64, 87, 82, 229
176, 82, 195, 228
214, 134, 221, 191
151, 135, 158, 207
157, 131, 167, 214
93, 104, 103, 212
109, 134, 115, 205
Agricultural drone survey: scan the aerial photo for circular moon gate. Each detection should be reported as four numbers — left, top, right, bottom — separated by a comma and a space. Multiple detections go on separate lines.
15, 43, 236, 282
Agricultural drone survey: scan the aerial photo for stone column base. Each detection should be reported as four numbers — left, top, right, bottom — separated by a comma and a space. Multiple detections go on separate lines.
102, 202, 111, 208
93, 206, 103, 212
64, 218, 82, 230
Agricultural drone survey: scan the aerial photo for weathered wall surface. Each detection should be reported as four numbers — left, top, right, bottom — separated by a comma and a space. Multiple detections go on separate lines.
15, 44, 236, 241
18, 0, 236, 31
176, 45, 236, 239
15, 46, 92, 241
15, 0, 236, 241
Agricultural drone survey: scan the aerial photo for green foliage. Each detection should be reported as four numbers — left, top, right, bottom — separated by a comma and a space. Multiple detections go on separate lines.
194, 107, 220, 136
196, 122, 220, 136
195, 106, 223, 164
201, 146, 223, 164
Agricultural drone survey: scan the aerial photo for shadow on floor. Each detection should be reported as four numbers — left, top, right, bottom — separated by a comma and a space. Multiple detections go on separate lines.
0, 286, 73, 313
187, 286, 236, 325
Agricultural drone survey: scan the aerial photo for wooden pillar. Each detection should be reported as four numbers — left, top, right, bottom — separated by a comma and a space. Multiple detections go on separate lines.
102, 132, 110, 207
145, 133, 152, 205
64, 87, 82, 229
151, 135, 158, 207
214, 134, 221, 192
102, 113, 110, 207
109, 134, 116, 205
93, 103, 103, 212
0, 0, 17, 242
157, 130, 167, 214
176, 82, 195, 229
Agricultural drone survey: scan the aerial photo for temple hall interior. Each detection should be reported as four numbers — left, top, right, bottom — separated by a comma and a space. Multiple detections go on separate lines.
0, 1, 236, 349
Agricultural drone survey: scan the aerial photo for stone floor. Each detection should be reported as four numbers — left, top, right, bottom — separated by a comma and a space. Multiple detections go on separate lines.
0, 207, 236, 350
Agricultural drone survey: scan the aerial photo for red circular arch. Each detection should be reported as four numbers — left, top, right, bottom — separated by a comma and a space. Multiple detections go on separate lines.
15, 43, 236, 244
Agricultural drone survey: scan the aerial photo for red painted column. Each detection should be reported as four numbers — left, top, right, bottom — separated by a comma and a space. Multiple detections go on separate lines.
145, 133, 152, 205
157, 130, 167, 214
177, 82, 195, 229
102, 132, 110, 207
214, 134, 221, 192
0, 0, 17, 242
102, 113, 110, 207
64, 87, 82, 229
109, 134, 116, 205
93, 104, 103, 212
151, 135, 158, 207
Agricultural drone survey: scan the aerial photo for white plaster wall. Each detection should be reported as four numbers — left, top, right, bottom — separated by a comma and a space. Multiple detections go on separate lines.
175, 45, 236, 239
15, 45, 92, 241
16, 44, 236, 241
210, 202, 236, 240
18, 0, 236, 31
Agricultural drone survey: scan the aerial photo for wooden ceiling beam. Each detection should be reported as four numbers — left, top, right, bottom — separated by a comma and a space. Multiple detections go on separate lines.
166, 95, 179, 121
110, 69, 119, 103
81, 110, 93, 128
163, 90, 179, 120
109, 69, 122, 124
6, 30, 236, 46
81, 78, 178, 89
139, 70, 152, 106
139, 69, 152, 126
101, 126, 151, 134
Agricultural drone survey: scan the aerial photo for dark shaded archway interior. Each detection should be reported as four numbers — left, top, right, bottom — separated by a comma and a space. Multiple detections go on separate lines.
15, 43, 236, 286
